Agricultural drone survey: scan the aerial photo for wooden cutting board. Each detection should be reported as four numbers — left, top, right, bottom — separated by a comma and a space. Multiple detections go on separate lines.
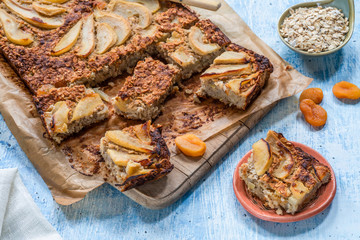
122, 103, 276, 209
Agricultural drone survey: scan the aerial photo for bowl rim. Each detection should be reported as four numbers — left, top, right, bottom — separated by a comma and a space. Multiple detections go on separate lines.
277, 0, 355, 56
233, 141, 337, 223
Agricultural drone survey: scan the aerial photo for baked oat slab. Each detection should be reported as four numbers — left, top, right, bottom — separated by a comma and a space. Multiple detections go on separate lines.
113, 57, 180, 120
34, 85, 108, 143
199, 43, 273, 110
0, 0, 191, 93
100, 121, 173, 191
239, 130, 331, 215
157, 19, 230, 79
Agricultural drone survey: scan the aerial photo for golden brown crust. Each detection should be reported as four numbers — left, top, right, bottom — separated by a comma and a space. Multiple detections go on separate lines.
196, 19, 231, 47
117, 57, 179, 106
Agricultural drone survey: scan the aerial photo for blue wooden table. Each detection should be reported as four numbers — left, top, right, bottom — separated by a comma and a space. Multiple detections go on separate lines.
1, 0, 359, 239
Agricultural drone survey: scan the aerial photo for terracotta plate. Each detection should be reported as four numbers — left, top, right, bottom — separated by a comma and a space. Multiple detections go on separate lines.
233, 142, 336, 223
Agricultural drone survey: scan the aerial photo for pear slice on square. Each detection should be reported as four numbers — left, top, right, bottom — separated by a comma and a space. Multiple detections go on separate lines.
290, 181, 310, 200
126, 0, 160, 13
272, 146, 294, 179
189, 26, 220, 56
107, 149, 149, 167
108, 0, 151, 29
95, 22, 117, 54
125, 161, 152, 176
51, 101, 70, 133
170, 47, 196, 67
0, 9, 34, 45
51, 20, 82, 56
105, 130, 154, 153
76, 14, 95, 57
214, 51, 249, 65
200, 64, 253, 80
95, 11, 131, 46
70, 93, 104, 122
252, 138, 272, 175
3, 0, 64, 29
265, 131, 295, 179
32, 2, 66, 17
132, 121, 152, 145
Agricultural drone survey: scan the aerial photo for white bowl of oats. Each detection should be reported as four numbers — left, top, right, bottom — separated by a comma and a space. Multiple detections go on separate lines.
278, 0, 354, 56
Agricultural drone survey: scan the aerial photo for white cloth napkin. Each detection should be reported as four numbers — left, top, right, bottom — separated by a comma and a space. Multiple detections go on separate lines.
0, 168, 62, 240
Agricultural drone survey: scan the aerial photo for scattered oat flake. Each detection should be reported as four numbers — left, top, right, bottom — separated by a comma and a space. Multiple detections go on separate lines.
280, 6, 349, 53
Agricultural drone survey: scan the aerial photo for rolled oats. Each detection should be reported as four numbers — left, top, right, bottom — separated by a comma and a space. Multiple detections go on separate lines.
280, 6, 349, 53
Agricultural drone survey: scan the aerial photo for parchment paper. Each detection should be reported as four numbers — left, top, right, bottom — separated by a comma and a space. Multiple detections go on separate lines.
0, 0, 312, 205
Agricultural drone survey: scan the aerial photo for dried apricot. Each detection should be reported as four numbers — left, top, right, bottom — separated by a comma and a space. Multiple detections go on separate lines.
333, 81, 360, 100
175, 133, 206, 157
299, 88, 323, 104
300, 99, 327, 127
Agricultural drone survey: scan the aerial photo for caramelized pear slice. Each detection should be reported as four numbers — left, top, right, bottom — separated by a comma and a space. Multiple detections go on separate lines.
93, 88, 110, 102
95, 22, 117, 54
0, 9, 33, 45
170, 47, 196, 67
265, 131, 295, 179
107, 149, 149, 167
290, 181, 310, 200
201, 64, 252, 80
113, 97, 128, 112
77, 14, 95, 57
43, 0, 70, 3
272, 146, 294, 179
252, 139, 272, 175
139, 24, 159, 38
214, 51, 248, 65
95, 11, 131, 46
127, 0, 160, 13
51, 20, 82, 56
225, 78, 242, 94
225, 73, 259, 94
3, 0, 64, 29
70, 93, 104, 122
32, 2, 66, 17
189, 26, 220, 56
126, 161, 152, 176
132, 121, 152, 144
105, 130, 154, 153
108, 0, 151, 29
52, 101, 70, 133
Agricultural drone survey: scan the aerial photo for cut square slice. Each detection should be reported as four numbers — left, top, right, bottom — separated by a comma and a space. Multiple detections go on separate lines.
154, 1, 199, 33
199, 43, 273, 110
100, 121, 173, 191
239, 130, 331, 215
33, 85, 109, 143
156, 19, 230, 79
113, 57, 180, 120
